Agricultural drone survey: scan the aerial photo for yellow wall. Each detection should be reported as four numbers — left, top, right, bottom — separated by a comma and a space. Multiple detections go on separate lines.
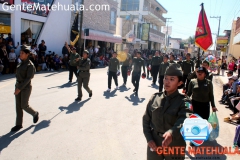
228, 20, 240, 62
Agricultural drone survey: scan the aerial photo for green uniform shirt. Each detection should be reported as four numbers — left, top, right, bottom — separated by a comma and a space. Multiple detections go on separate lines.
16, 58, 36, 90
132, 57, 145, 72
146, 58, 152, 65
78, 58, 91, 71
143, 90, 192, 143
169, 60, 176, 64
69, 52, 80, 66
122, 53, 132, 66
182, 60, 194, 75
151, 56, 162, 66
159, 62, 169, 76
187, 79, 215, 107
177, 61, 183, 69
187, 71, 213, 81
109, 57, 120, 72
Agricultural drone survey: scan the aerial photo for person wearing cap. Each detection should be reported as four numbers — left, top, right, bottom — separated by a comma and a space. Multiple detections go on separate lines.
75, 50, 92, 101
38, 40, 47, 57
107, 52, 120, 92
66, 46, 80, 83
222, 75, 239, 104
187, 67, 218, 121
169, 55, 176, 64
131, 51, 145, 96
143, 63, 192, 160
150, 51, 163, 85
121, 47, 132, 86
158, 55, 170, 92
182, 53, 194, 93
11, 48, 39, 132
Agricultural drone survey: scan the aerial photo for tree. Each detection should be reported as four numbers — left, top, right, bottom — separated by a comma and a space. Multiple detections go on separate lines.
187, 36, 195, 44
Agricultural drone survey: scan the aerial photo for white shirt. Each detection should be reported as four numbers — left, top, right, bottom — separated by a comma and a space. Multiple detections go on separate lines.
31, 49, 37, 55
9, 52, 16, 62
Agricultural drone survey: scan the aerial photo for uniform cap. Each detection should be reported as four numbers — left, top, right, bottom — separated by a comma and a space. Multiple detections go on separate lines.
226, 71, 233, 75
165, 63, 183, 77
197, 67, 207, 74
83, 50, 89, 54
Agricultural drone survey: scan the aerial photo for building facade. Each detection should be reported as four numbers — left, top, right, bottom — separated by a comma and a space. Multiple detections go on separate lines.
116, 0, 167, 53
0, 0, 72, 55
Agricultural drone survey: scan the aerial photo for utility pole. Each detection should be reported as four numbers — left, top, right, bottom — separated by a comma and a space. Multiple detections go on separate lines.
78, 0, 84, 54
164, 18, 172, 53
210, 16, 221, 51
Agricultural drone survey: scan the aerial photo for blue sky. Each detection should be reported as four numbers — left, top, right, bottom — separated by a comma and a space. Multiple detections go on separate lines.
158, 0, 240, 49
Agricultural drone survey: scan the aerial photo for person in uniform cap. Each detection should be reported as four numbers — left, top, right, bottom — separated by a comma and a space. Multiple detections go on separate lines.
143, 63, 192, 159
121, 47, 132, 86
11, 48, 39, 132
177, 56, 183, 69
187, 67, 218, 120
182, 53, 194, 93
67, 46, 80, 83
158, 55, 170, 92
131, 51, 146, 96
75, 50, 92, 101
107, 51, 120, 92
151, 51, 163, 85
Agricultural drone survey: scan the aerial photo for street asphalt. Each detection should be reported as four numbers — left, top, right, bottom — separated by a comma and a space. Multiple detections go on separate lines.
0, 67, 239, 160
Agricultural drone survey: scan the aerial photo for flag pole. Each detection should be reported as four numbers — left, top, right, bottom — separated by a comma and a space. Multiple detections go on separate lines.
197, 3, 204, 60
78, 0, 84, 54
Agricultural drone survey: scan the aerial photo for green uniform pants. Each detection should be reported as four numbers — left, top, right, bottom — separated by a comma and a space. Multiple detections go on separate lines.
15, 86, 36, 126
77, 72, 92, 98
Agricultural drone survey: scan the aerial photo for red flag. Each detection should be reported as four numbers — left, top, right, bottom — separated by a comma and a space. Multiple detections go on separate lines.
195, 4, 213, 51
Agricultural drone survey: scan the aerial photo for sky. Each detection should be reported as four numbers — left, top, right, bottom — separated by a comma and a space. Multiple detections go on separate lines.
158, 0, 240, 50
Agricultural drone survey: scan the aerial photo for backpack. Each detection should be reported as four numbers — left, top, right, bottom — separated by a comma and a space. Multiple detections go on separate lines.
233, 125, 240, 148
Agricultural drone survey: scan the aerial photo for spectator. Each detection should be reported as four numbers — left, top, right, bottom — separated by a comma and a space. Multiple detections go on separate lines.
59, 56, 63, 69
222, 75, 239, 104
62, 42, 69, 57
6, 40, 19, 54
38, 40, 47, 57
0, 44, 8, 74
238, 57, 240, 78
47, 55, 55, 71
221, 60, 227, 76
5, 33, 14, 45
29, 53, 38, 71
228, 60, 235, 72
62, 54, 69, 70
227, 84, 240, 116
220, 71, 233, 102
53, 54, 60, 70
30, 45, 37, 55
8, 48, 16, 73
38, 55, 47, 71
0, 58, 4, 74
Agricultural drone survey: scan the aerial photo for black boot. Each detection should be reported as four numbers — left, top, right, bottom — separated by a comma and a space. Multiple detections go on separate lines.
33, 112, 39, 123
11, 125, 23, 132
75, 97, 81, 101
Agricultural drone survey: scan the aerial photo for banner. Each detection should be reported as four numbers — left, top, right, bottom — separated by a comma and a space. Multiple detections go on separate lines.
0, 0, 14, 4
70, 13, 79, 46
21, 0, 54, 17
141, 23, 150, 41
195, 4, 213, 51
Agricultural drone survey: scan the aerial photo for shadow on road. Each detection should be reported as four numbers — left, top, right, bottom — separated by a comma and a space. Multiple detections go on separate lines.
48, 82, 77, 89
119, 85, 131, 92
0, 125, 34, 152
125, 93, 145, 106
44, 71, 63, 77
103, 89, 117, 99
58, 98, 90, 114
186, 140, 227, 160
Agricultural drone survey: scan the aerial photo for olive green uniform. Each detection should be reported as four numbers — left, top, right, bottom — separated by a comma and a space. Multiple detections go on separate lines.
158, 62, 169, 92
182, 60, 194, 92
132, 57, 145, 93
151, 56, 163, 84
108, 57, 120, 89
177, 61, 183, 69
15, 58, 37, 126
143, 91, 192, 160
169, 60, 176, 64
69, 52, 80, 81
121, 53, 132, 84
146, 58, 152, 77
77, 58, 92, 99
187, 70, 213, 81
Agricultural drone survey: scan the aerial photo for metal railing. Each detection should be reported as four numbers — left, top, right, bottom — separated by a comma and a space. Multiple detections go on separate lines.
143, 6, 166, 23
149, 28, 165, 37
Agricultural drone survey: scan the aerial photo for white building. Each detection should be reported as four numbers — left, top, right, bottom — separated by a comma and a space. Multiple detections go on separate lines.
168, 37, 182, 55
0, 0, 72, 55
116, 0, 167, 53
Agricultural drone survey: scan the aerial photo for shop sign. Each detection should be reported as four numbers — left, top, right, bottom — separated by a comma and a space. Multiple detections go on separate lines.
141, 23, 150, 41
0, 25, 11, 33
0, 0, 14, 5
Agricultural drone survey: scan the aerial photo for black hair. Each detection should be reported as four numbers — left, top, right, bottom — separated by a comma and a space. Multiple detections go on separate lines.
202, 60, 209, 66
137, 51, 141, 55
21, 49, 31, 54
164, 55, 169, 59
177, 76, 184, 89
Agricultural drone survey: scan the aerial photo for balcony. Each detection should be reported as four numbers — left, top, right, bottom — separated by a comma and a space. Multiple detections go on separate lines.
149, 28, 165, 38
142, 6, 166, 26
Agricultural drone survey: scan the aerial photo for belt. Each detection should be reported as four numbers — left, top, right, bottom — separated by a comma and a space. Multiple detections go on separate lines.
153, 129, 164, 137
79, 70, 89, 72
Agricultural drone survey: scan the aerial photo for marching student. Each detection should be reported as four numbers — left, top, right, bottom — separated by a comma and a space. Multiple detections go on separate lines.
107, 52, 120, 92
182, 53, 194, 93
146, 55, 152, 78
121, 47, 132, 86
151, 51, 163, 85
143, 63, 192, 159
131, 51, 146, 96
158, 55, 170, 92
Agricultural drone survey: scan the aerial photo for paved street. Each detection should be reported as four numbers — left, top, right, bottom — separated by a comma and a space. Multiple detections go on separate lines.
0, 68, 239, 160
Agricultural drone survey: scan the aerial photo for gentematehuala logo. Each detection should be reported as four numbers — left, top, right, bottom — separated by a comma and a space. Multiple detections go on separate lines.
180, 114, 213, 146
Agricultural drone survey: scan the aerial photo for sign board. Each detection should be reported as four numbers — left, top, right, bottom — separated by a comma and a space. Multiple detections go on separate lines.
0, 0, 14, 4
217, 36, 228, 44
162, 26, 172, 35
141, 23, 150, 41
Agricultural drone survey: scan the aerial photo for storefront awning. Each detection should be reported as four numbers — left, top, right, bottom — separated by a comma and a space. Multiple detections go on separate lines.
233, 32, 240, 45
82, 29, 122, 43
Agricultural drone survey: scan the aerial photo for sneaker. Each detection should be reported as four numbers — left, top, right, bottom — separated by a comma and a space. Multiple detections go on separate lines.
115, 86, 119, 90
75, 97, 81, 101
11, 125, 23, 132
89, 92, 92, 97
107, 88, 111, 92
33, 112, 39, 123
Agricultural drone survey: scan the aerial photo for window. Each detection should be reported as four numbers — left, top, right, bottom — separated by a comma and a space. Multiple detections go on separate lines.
110, 9, 116, 25
121, 0, 139, 11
